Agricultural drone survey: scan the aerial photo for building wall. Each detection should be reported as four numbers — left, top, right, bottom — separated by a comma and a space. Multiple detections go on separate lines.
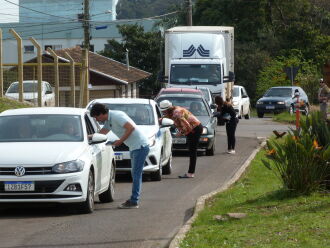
19, 0, 117, 22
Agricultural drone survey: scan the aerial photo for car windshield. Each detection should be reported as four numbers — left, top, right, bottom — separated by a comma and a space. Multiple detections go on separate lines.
104, 103, 155, 125
0, 115, 83, 142
7, 82, 39, 93
265, 88, 292, 97
157, 97, 209, 116
233, 87, 239, 97
170, 64, 221, 85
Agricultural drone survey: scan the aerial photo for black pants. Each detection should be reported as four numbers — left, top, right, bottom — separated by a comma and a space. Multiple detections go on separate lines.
187, 124, 203, 174
226, 119, 237, 150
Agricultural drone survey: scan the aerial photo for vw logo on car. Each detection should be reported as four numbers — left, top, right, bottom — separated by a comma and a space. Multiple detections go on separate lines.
15, 166, 26, 177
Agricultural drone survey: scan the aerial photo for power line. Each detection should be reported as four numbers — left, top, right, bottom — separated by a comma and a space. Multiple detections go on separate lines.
3, 0, 77, 21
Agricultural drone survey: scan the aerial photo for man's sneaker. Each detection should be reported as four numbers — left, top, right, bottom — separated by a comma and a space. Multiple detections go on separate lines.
228, 150, 236, 154
118, 200, 139, 209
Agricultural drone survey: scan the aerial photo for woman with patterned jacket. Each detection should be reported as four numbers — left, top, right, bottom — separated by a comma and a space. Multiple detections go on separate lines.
159, 100, 203, 178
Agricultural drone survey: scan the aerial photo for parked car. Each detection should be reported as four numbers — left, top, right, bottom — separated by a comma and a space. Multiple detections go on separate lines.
256, 86, 310, 118
87, 98, 174, 181
155, 93, 217, 156
5, 80, 55, 107
0, 107, 115, 213
167, 85, 214, 107
232, 85, 251, 119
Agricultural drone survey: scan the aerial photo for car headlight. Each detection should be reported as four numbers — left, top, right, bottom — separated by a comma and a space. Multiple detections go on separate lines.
256, 101, 263, 105
148, 135, 156, 147
52, 160, 85, 174
277, 101, 285, 104
202, 127, 208, 135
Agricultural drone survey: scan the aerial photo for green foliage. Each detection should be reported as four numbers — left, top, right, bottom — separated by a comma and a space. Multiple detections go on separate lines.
0, 97, 31, 113
263, 112, 330, 194
99, 24, 162, 97
193, 0, 330, 103
255, 53, 321, 103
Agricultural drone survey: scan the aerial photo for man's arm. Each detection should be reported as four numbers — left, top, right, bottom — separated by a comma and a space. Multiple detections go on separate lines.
112, 122, 135, 146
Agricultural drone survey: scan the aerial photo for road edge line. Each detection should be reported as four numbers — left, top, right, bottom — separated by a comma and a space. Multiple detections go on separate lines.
168, 140, 267, 248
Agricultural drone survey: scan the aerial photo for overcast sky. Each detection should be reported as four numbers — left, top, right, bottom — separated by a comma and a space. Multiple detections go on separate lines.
0, 0, 19, 23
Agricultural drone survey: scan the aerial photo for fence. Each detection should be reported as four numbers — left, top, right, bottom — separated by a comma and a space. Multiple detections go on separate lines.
0, 28, 89, 107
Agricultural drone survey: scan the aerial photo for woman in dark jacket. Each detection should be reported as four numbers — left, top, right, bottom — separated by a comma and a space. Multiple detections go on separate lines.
214, 96, 238, 154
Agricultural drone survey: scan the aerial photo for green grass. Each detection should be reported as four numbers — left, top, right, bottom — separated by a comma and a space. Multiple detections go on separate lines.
0, 97, 31, 113
272, 112, 307, 124
180, 150, 330, 248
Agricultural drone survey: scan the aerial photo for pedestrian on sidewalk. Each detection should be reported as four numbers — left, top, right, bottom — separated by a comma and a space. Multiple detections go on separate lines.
159, 100, 203, 179
90, 103, 149, 209
318, 78, 330, 120
214, 96, 238, 154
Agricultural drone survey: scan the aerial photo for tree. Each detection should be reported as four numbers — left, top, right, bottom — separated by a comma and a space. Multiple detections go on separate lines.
99, 24, 162, 97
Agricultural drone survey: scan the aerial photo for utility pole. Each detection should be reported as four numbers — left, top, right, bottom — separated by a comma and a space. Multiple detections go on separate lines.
186, 0, 192, 26
83, 0, 90, 51
81, 0, 90, 107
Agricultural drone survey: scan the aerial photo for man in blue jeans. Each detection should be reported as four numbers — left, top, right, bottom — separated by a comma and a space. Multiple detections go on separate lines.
90, 103, 149, 209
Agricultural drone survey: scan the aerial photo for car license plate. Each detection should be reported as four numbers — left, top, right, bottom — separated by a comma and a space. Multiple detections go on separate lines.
266, 105, 275, 109
4, 181, 35, 191
173, 137, 186, 144
114, 153, 123, 160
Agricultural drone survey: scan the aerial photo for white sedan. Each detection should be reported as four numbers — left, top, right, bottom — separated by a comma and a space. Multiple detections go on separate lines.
0, 107, 115, 214
232, 85, 251, 119
87, 98, 173, 181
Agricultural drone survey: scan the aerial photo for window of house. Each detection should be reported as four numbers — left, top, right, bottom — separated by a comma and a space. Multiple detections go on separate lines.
24, 45, 34, 53
44, 45, 62, 51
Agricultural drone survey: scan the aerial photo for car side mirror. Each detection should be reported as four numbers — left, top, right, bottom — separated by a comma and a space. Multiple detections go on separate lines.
90, 133, 107, 144
242, 95, 248, 98
210, 103, 217, 109
45, 90, 53, 94
160, 118, 174, 127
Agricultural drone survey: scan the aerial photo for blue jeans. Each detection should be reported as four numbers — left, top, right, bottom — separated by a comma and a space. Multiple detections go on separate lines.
130, 145, 150, 204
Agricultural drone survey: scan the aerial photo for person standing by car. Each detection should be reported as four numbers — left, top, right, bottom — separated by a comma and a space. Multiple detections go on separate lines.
90, 103, 149, 209
159, 100, 203, 179
214, 96, 238, 154
318, 78, 330, 120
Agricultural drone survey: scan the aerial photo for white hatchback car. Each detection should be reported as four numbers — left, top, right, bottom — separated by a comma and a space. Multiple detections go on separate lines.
0, 107, 115, 214
87, 98, 173, 181
5, 80, 55, 107
232, 85, 251, 119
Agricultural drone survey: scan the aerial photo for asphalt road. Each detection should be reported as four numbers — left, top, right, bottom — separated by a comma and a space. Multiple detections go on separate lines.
0, 117, 290, 248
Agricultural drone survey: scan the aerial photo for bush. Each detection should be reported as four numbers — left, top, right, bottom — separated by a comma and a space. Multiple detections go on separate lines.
262, 112, 330, 194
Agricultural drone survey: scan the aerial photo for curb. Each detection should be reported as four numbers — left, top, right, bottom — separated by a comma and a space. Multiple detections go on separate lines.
168, 139, 267, 248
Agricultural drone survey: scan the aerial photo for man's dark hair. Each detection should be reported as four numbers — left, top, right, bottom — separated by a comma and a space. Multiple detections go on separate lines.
90, 103, 109, 117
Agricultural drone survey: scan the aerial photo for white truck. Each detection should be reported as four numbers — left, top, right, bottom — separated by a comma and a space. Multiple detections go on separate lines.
165, 26, 235, 99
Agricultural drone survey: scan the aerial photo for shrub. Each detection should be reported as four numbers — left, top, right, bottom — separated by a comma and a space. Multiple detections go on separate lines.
262, 112, 330, 194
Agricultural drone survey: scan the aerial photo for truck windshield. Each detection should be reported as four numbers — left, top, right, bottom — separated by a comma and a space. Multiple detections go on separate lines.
170, 64, 221, 85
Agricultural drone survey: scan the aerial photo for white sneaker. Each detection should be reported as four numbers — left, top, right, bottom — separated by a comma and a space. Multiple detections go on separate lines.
227, 150, 236, 154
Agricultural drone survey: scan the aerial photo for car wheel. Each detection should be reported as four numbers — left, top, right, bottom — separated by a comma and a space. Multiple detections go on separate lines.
257, 112, 264, 118
244, 107, 251, 119
289, 105, 294, 115
79, 170, 95, 214
238, 107, 242, 119
302, 105, 309, 116
151, 152, 162, 181
99, 161, 115, 203
162, 152, 172, 175
206, 135, 215, 156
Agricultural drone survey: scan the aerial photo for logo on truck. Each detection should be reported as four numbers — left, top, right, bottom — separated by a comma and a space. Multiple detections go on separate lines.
183, 45, 210, 57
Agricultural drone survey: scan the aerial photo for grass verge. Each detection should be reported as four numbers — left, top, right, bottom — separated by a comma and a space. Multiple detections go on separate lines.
0, 97, 31, 113
180, 150, 330, 248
